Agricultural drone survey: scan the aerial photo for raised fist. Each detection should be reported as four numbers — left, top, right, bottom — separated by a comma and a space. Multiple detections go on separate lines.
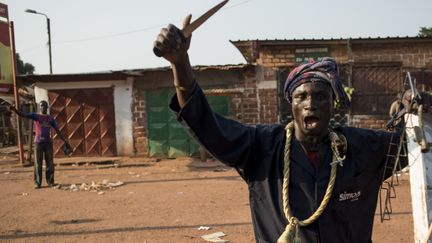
153, 15, 192, 64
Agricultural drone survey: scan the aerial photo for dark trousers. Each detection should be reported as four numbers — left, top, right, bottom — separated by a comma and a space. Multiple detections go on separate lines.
34, 143, 54, 186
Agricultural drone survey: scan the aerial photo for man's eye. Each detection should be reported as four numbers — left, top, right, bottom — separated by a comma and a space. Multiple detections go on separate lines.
294, 94, 306, 100
316, 93, 329, 100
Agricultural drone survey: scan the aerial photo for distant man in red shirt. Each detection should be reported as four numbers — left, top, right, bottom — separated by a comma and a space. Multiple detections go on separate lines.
9, 100, 71, 189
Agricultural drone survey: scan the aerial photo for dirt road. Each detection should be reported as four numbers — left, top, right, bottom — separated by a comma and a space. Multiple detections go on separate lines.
0, 157, 413, 242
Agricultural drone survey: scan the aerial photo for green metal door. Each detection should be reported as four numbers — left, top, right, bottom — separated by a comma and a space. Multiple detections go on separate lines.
146, 89, 170, 157
146, 89, 229, 158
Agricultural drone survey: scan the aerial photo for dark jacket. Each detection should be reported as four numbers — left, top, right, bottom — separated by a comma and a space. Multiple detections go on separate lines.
170, 86, 406, 243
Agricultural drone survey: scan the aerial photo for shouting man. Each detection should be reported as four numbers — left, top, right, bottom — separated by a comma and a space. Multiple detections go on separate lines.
153, 17, 407, 243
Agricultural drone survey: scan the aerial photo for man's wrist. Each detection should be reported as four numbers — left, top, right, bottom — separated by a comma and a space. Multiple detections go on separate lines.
170, 52, 189, 66
174, 79, 197, 92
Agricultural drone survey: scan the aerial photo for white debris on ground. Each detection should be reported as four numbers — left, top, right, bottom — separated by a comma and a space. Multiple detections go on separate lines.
197, 226, 211, 230
55, 180, 125, 193
201, 232, 228, 243
127, 171, 141, 178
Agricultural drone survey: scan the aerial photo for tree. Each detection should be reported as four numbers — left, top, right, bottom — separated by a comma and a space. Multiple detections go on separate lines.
16, 53, 35, 75
418, 27, 432, 37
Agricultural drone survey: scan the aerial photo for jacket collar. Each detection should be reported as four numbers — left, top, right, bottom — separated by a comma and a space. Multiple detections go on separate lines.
289, 138, 332, 178
290, 138, 316, 177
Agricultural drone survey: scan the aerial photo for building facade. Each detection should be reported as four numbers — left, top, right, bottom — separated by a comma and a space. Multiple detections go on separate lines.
20, 72, 134, 157
16, 36, 432, 158
231, 36, 432, 128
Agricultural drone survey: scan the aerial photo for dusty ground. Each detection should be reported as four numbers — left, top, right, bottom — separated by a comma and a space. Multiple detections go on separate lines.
0, 157, 413, 243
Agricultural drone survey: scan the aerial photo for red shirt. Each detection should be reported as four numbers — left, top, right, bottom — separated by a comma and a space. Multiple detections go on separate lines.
26, 113, 57, 143
307, 151, 319, 172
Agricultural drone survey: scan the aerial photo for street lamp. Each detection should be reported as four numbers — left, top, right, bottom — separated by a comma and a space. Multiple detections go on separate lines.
25, 9, 52, 74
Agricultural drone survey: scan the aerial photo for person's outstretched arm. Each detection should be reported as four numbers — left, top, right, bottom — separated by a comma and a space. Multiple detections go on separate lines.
49, 119, 72, 156
153, 15, 195, 108
53, 126, 69, 145
8, 105, 30, 118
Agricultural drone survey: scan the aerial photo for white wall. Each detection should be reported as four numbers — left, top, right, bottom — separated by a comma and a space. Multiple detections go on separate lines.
35, 79, 134, 156
406, 114, 432, 243
34, 86, 49, 107
113, 77, 134, 156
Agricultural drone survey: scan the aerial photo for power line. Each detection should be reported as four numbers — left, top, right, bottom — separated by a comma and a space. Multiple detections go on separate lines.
225, 0, 253, 9
20, 45, 46, 54
53, 0, 253, 44
21, 0, 253, 50
54, 23, 173, 44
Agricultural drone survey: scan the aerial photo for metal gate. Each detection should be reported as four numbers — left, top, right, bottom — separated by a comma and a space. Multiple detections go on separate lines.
351, 63, 402, 115
146, 88, 229, 158
48, 88, 117, 157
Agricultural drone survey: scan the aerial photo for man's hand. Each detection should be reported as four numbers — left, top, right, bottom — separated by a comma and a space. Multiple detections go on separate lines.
401, 89, 414, 113
7, 104, 17, 113
153, 15, 192, 64
63, 143, 73, 157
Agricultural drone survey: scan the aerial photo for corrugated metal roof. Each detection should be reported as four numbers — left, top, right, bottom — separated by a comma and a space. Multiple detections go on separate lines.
122, 64, 253, 76
230, 36, 432, 43
203, 88, 244, 96
18, 71, 128, 83
17, 64, 254, 82
230, 36, 432, 64
193, 64, 251, 70
18, 70, 121, 77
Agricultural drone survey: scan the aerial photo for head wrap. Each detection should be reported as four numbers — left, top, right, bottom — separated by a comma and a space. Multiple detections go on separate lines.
284, 57, 350, 108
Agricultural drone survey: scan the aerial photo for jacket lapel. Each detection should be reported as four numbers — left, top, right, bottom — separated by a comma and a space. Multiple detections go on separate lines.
316, 141, 333, 185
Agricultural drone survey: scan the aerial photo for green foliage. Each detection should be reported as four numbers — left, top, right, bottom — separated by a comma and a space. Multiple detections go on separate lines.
334, 85, 354, 109
418, 27, 432, 37
16, 53, 35, 75
344, 86, 354, 101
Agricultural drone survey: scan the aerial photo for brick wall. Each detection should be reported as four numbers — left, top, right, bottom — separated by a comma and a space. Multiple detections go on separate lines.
353, 43, 432, 68
250, 40, 432, 129
226, 68, 261, 125
225, 81, 278, 125
227, 83, 249, 123
258, 88, 278, 124
256, 80, 279, 124
257, 44, 348, 68
240, 81, 259, 124
132, 88, 148, 156
224, 69, 281, 126
254, 40, 432, 71
258, 46, 296, 68
350, 115, 388, 130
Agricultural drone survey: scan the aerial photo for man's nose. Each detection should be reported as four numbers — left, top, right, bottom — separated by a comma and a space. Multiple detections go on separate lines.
304, 96, 317, 110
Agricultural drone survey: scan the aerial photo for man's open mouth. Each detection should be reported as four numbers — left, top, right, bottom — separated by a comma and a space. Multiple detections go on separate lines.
304, 116, 319, 129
